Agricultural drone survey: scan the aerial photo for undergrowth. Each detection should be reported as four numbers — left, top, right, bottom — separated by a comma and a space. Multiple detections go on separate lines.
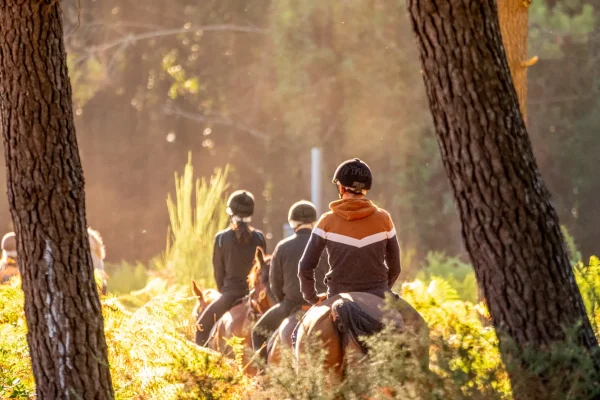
0, 276, 246, 400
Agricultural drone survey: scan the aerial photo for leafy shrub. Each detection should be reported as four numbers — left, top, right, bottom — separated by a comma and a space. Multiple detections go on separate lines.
415, 252, 478, 303
105, 261, 150, 295
0, 276, 246, 400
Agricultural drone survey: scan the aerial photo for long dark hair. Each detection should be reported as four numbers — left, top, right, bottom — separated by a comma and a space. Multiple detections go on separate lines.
232, 220, 253, 244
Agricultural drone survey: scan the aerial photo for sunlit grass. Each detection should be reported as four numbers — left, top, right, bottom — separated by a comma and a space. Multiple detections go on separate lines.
159, 153, 230, 289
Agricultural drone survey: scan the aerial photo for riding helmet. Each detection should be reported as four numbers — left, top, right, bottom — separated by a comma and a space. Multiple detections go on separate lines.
226, 190, 255, 217
288, 200, 318, 224
332, 158, 372, 191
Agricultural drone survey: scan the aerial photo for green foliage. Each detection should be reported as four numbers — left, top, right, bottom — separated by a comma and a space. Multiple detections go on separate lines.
105, 261, 150, 295
416, 252, 478, 303
160, 154, 230, 288
575, 256, 600, 336
0, 281, 34, 399
530, 1, 596, 59
0, 277, 247, 400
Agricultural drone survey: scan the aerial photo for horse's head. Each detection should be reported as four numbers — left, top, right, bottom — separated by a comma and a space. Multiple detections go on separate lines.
247, 247, 273, 315
191, 280, 221, 322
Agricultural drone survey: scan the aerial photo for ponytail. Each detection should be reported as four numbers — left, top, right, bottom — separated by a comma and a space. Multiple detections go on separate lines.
232, 219, 253, 244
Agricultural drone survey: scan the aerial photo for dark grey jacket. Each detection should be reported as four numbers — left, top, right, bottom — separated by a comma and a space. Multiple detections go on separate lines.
213, 228, 266, 295
269, 228, 327, 306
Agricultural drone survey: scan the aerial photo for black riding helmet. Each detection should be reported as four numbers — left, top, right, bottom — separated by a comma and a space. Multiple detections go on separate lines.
226, 190, 255, 217
332, 158, 372, 192
288, 200, 318, 224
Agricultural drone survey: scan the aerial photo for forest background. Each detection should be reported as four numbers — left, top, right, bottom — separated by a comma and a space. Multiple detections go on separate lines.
0, 0, 596, 276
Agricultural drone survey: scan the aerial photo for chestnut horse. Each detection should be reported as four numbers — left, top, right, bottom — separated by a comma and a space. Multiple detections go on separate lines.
266, 305, 311, 366
191, 280, 222, 323
204, 248, 275, 375
293, 292, 429, 380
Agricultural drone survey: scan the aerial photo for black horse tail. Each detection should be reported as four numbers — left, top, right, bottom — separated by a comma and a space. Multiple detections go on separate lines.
330, 298, 384, 354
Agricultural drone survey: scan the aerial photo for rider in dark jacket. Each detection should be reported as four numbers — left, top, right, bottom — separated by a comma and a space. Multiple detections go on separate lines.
195, 190, 266, 346
251, 200, 328, 358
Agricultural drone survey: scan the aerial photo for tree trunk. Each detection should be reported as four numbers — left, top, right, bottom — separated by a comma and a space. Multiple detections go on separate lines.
497, 0, 531, 120
0, 1, 114, 398
406, 0, 599, 395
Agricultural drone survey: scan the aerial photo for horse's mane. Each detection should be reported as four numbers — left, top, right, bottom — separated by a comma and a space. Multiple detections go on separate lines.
247, 254, 271, 290
87, 227, 106, 260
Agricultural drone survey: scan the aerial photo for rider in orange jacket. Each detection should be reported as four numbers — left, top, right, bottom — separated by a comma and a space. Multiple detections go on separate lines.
298, 158, 401, 304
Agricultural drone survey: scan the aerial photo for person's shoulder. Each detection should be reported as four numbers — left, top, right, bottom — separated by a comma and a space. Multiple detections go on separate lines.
214, 227, 232, 239
315, 211, 334, 226
373, 206, 396, 232
251, 228, 266, 242
276, 234, 297, 250
374, 207, 392, 218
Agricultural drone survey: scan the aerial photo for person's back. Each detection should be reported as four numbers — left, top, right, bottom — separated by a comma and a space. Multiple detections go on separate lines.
215, 228, 265, 296
251, 200, 327, 359
270, 227, 327, 305
196, 190, 266, 346
298, 159, 401, 304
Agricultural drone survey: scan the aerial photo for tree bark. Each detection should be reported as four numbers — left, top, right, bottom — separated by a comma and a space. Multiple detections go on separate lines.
406, 0, 599, 394
497, 0, 531, 121
0, 1, 114, 399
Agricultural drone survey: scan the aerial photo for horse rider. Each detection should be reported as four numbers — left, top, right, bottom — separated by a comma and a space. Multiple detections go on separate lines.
299, 158, 401, 305
0, 232, 19, 283
251, 200, 328, 358
196, 190, 267, 346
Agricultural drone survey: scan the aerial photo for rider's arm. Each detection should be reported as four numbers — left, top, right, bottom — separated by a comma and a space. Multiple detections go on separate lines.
298, 217, 327, 304
213, 234, 225, 292
269, 243, 285, 303
385, 216, 401, 288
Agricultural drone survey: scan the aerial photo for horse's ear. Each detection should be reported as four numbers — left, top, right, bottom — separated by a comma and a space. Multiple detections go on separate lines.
255, 247, 265, 266
191, 280, 203, 298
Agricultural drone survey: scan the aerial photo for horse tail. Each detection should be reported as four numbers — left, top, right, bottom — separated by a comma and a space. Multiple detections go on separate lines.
330, 298, 384, 354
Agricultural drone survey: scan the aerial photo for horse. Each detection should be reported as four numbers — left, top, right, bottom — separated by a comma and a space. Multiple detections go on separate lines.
293, 292, 429, 381
205, 248, 275, 375
191, 280, 222, 322
266, 304, 312, 367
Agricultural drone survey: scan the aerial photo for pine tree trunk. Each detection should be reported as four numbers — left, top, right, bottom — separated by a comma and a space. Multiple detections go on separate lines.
0, 1, 114, 398
405, 0, 599, 394
497, 0, 530, 120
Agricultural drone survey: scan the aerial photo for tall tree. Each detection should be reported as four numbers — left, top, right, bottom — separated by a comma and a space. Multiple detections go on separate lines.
0, 1, 114, 398
406, 0, 599, 395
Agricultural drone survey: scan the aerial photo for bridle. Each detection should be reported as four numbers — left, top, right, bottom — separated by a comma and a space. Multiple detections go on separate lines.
247, 287, 267, 320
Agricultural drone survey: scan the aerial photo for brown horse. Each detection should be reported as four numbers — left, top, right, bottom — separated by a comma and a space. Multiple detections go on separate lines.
266, 305, 311, 366
191, 280, 222, 322
206, 248, 275, 375
293, 292, 429, 380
